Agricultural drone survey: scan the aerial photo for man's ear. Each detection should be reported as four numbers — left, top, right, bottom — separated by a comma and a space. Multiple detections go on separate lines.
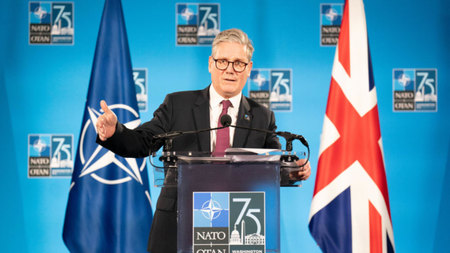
208, 56, 213, 73
247, 61, 253, 76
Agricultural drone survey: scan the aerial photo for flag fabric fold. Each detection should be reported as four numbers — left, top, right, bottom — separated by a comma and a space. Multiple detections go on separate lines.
309, 0, 395, 252
63, 0, 152, 252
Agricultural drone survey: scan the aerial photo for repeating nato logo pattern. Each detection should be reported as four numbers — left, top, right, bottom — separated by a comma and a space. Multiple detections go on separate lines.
176, 3, 220, 45
393, 69, 437, 112
29, 2, 74, 45
247, 69, 292, 112
28, 134, 73, 178
193, 192, 266, 253
320, 4, 343, 46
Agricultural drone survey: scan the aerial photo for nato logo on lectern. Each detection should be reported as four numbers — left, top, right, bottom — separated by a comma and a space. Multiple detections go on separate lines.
247, 69, 292, 112
176, 3, 220, 45
320, 3, 343, 46
393, 69, 437, 112
28, 134, 73, 178
29, 2, 74, 45
193, 192, 265, 253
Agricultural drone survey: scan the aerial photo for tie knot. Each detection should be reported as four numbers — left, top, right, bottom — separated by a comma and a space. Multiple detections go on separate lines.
222, 100, 231, 110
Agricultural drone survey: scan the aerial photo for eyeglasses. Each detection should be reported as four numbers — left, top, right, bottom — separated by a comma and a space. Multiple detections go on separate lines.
212, 58, 249, 73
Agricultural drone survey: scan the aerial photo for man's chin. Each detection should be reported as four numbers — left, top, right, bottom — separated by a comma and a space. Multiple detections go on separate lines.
218, 85, 239, 97
221, 80, 237, 87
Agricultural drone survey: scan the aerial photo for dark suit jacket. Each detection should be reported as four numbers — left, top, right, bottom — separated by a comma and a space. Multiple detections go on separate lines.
98, 86, 281, 253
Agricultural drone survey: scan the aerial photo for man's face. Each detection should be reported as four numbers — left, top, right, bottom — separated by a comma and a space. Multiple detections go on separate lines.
209, 42, 253, 99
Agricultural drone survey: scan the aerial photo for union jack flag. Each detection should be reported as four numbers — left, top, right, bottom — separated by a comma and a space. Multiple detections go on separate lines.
309, 0, 395, 252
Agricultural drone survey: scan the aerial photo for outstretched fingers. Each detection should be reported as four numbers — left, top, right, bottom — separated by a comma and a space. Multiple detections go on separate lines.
96, 100, 117, 141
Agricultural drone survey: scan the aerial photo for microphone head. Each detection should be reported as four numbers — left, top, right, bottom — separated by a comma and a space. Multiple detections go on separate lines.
220, 114, 232, 127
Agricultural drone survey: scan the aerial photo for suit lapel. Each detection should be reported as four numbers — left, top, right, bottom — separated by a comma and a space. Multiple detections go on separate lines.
192, 87, 211, 152
233, 96, 252, 148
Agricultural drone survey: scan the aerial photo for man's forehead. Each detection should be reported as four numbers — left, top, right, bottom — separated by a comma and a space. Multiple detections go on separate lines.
214, 42, 248, 60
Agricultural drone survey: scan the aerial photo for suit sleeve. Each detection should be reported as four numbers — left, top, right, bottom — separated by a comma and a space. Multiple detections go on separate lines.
265, 110, 282, 149
96, 94, 173, 158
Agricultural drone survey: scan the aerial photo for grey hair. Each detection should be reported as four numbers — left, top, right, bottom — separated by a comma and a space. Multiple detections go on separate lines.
211, 28, 254, 62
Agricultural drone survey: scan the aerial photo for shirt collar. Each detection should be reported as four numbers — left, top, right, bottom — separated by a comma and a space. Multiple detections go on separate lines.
209, 84, 242, 109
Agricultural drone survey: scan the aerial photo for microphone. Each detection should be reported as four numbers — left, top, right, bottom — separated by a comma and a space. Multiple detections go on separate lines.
220, 114, 232, 127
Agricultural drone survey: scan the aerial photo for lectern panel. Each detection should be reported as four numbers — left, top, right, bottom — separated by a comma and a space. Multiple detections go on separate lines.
177, 163, 280, 253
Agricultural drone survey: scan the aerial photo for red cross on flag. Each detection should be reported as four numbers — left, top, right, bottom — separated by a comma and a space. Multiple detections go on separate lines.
308, 0, 396, 252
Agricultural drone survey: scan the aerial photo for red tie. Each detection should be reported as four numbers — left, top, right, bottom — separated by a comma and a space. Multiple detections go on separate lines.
215, 100, 232, 153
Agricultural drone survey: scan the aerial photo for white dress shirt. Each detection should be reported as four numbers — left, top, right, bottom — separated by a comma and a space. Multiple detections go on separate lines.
209, 84, 242, 152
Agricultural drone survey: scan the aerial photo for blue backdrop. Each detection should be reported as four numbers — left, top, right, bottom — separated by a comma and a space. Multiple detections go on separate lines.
1, 0, 449, 252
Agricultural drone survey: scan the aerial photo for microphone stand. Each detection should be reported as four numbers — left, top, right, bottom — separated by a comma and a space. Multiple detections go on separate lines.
153, 126, 230, 152
224, 125, 309, 151
220, 121, 310, 169
154, 124, 309, 152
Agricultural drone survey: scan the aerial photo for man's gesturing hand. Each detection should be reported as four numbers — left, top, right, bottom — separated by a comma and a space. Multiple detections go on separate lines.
96, 100, 117, 141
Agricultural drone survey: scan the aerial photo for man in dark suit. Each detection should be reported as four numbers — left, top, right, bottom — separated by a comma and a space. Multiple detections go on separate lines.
96, 28, 311, 253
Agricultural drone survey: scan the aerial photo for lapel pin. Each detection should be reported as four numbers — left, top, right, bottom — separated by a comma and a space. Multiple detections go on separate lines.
244, 114, 250, 121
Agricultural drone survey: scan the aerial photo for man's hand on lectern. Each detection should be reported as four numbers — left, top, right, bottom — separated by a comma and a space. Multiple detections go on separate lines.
96, 100, 117, 141
290, 159, 312, 181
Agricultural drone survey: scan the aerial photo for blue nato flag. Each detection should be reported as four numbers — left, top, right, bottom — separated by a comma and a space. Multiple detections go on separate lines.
62, 0, 153, 252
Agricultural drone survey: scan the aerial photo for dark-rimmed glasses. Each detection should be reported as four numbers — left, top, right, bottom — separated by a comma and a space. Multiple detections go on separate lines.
212, 58, 249, 73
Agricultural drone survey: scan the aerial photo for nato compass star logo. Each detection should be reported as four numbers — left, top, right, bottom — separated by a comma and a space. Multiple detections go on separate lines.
33, 139, 47, 153
201, 198, 224, 221
77, 104, 146, 185
398, 73, 411, 87
33, 6, 48, 20
253, 73, 267, 88
181, 7, 195, 22
325, 7, 338, 21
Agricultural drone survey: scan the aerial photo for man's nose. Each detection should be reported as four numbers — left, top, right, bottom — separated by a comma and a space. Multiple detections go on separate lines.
225, 62, 235, 73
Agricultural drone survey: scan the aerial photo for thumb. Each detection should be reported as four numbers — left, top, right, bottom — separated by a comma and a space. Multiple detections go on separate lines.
100, 100, 112, 114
